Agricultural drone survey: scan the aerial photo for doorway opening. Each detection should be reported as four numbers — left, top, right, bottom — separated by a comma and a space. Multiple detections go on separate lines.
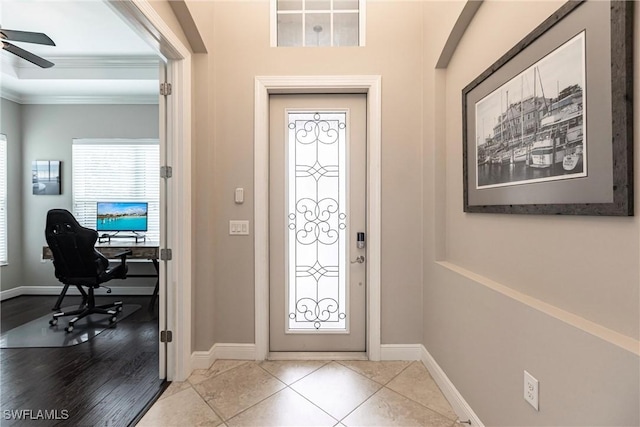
109, 0, 193, 381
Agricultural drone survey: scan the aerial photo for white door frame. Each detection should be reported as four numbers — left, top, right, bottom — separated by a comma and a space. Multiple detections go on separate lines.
254, 76, 382, 361
107, 0, 193, 381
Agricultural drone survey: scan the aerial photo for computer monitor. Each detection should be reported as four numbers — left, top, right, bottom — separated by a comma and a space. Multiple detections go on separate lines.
96, 202, 148, 233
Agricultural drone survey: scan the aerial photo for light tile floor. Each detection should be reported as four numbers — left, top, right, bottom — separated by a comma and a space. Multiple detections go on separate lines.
137, 360, 459, 427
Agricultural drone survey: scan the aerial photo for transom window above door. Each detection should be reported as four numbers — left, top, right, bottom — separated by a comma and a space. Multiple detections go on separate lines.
272, 0, 364, 47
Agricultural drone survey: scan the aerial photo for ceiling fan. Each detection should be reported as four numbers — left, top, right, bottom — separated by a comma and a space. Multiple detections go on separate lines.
0, 28, 55, 68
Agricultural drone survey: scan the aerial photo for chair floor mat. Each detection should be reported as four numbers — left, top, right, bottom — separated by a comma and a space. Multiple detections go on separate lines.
0, 304, 141, 348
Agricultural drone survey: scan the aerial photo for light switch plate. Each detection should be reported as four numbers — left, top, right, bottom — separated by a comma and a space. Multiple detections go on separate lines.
229, 220, 249, 235
235, 188, 244, 204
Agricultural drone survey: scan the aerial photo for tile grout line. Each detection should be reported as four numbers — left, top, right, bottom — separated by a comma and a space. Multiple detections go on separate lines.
213, 362, 289, 423
336, 383, 385, 424
257, 361, 340, 424
188, 361, 276, 424
381, 385, 457, 423
260, 359, 331, 387
189, 360, 251, 385
336, 359, 413, 387
157, 381, 227, 426
184, 381, 226, 425
189, 362, 249, 424
335, 360, 457, 422
312, 360, 387, 425
204, 395, 227, 426
221, 361, 339, 424
330, 361, 416, 426
261, 361, 378, 426
284, 382, 342, 425
384, 361, 459, 422
262, 360, 417, 425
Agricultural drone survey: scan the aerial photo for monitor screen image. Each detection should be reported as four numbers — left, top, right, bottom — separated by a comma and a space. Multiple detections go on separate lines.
96, 202, 148, 232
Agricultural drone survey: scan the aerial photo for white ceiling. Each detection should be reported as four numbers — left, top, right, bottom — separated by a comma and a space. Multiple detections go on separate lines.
0, 0, 160, 104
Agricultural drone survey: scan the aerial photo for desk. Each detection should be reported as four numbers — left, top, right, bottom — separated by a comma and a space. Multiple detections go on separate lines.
43, 241, 160, 310
43, 241, 159, 261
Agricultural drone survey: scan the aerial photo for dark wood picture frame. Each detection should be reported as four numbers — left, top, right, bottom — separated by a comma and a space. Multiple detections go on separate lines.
462, 0, 634, 215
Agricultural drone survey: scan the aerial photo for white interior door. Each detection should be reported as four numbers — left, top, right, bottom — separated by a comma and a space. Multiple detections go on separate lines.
269, 94, 367, 352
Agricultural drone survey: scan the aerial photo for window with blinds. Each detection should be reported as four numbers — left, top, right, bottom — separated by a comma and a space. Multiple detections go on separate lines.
0, 135, 7, 265
72, 139, 160, 241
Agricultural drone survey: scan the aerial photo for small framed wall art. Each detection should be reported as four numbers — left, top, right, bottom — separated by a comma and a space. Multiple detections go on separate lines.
32, 160, 61, 195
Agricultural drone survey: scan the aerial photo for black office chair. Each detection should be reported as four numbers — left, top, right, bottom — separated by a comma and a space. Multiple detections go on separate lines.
45, 209, 131, 332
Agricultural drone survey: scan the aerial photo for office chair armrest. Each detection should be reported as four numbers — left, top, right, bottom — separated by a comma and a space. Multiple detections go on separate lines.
102, 249, 132, 281
113, 249, 132, 267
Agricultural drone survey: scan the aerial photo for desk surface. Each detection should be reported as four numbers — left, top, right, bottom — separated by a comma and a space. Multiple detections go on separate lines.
43, 241, 160, 260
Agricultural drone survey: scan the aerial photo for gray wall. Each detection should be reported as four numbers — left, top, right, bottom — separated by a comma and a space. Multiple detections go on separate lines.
13, 104, 158, 288
0, 99, 24, 292
423, 1, 640, 425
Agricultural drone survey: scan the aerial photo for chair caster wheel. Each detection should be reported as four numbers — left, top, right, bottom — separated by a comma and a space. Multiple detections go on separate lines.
65, 325, 74, 333
49, 318, 58, 326
116, 306, 123, 313
110, 316, 117, 324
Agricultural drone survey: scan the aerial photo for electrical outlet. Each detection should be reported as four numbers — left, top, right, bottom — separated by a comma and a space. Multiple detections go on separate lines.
524, 370, 539, 411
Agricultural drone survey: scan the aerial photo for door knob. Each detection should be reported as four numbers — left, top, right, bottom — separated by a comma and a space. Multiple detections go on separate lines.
350, 255, 365, 264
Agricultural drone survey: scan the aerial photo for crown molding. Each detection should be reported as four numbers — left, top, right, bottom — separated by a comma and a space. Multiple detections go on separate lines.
55, 55, 159, 69
2, 54, 159, 79
13, 55, 159, 80
1, 90, 158, 105
0, 87, 22, 103
1, 54, 159, 104
12, 55, 159, 70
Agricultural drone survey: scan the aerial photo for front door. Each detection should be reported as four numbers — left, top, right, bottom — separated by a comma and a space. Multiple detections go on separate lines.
269, 94, 367, 352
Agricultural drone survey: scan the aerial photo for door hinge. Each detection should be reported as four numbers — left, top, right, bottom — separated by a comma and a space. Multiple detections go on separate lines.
160, 166, 173, 179
160, 330, 173, 343
160, 82, 172, 96
160, 248, 172, 261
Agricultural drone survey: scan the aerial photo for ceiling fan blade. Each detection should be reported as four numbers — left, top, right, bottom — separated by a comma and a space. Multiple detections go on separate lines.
2, 42, 54, 68
0, 29, 55, 46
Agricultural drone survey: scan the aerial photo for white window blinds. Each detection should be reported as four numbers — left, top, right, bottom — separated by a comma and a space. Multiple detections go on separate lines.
0, 135, 7, 265
72, 139, 160, 241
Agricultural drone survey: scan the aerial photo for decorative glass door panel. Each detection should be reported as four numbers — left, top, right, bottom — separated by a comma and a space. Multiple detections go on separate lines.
287, 111, 348, 331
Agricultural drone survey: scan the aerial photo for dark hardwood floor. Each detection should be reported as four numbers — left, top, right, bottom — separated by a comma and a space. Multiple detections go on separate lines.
1, 295, 166, 427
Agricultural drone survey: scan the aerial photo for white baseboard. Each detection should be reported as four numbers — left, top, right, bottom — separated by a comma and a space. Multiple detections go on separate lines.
380, 344, 423, 360
0, 287, 23, 301
191, 343, 257, 371
0, 285, 155, 301
213, 343, 257, 360
191, 348, 214, 370
420, 345, 484, 426
269, 351, 367, 361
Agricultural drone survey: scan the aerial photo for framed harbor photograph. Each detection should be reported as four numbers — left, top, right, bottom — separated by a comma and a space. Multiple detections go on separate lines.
475, 31, 586, 189
462, 0, 634, 215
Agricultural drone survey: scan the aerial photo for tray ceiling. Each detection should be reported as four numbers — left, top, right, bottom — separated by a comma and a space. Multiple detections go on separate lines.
1, 0, 160, 104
